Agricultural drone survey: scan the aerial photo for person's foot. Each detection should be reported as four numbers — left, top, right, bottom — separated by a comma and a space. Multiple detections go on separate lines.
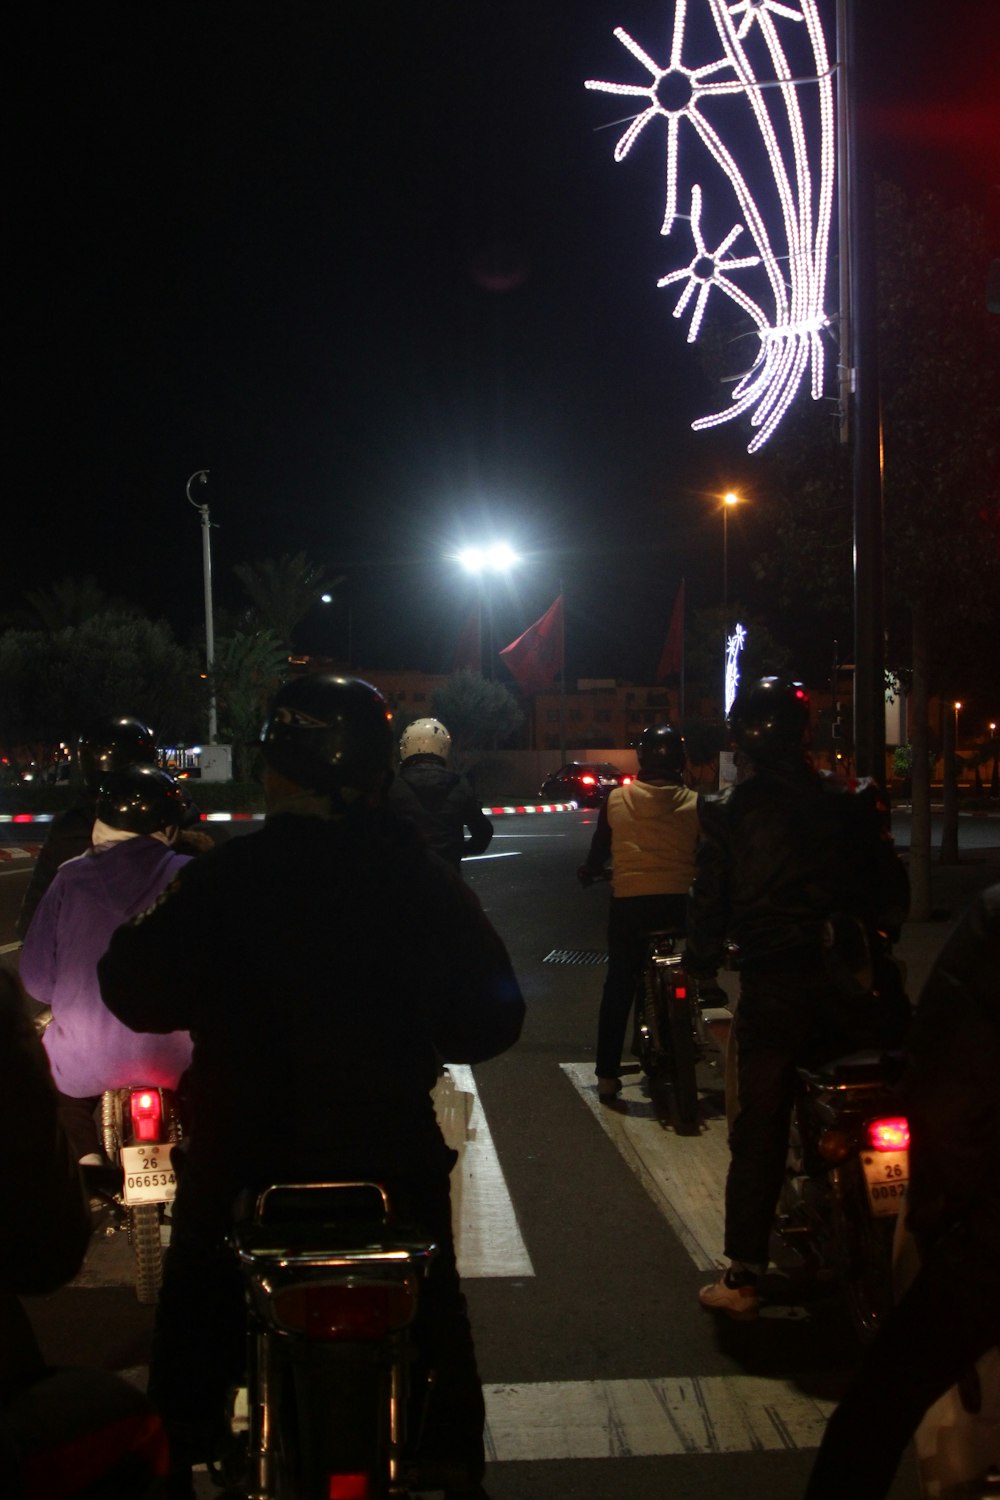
596, 1076, 622, 1102
698, 1271, 760, 1320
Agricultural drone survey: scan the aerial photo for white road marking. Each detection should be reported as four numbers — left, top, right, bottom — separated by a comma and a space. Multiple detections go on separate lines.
462, 851, 521, 862
434, 1065, 534, 1279
561, 1062, 729, 1272
482, 1374, 835, 1460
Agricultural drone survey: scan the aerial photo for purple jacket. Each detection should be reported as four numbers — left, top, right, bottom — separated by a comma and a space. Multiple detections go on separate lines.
20, 837, 193, 1098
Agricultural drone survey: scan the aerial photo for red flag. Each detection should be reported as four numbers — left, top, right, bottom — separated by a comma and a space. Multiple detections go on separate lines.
656, 582, 684, 682
499, 595, 564, 695
453, 608, 482, 673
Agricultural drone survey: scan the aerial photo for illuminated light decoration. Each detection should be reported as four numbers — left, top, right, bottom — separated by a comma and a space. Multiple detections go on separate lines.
585, 0, 835, 451
724, 623, 747, 717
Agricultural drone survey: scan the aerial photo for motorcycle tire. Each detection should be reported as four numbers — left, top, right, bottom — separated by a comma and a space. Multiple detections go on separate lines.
833, 1159, 896, 1345
130, 1203, 162, 1306
664, 974, 700, 1136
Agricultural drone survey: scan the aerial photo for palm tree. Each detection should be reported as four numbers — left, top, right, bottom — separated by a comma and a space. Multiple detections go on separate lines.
232, 553, 339, 652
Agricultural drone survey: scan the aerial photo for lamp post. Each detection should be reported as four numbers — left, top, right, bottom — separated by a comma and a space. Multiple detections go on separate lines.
186, 469, 217, 745
722, 491, 740, 619
454, 541, 520, 680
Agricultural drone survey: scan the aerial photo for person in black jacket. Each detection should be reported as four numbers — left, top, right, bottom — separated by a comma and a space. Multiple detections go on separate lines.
686, 678, 910, 1320
804, 883, 1000, 1498
98, 676, 525, 1499
388, 717, 493, 873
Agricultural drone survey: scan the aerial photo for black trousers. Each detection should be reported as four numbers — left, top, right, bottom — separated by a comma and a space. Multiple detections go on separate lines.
803, 1216, 1000, 1499
594, 894, 687, 1080
724, 968, 844, 1267
149, 1167, 485, 1486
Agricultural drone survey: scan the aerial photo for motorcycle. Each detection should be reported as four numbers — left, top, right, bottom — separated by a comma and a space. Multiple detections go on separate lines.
776, 1047, 909, 1343
100, 1083, 181, 1304
636, 931, 731, 1135
219, 1178, 467, 1500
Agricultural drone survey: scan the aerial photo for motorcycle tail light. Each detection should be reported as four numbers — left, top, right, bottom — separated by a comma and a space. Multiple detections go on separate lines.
818, 1128, 853, 1164
272, 1278, 417, 1342
328, 1477, 369, 1499
674, 985, 687, 1000
129, 1088, 163, 1142
867, 1116, 910, 1151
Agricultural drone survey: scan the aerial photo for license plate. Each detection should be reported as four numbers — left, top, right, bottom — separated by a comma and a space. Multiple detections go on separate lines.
121, 1144, 177, 1205
860, 1149, 908, 1217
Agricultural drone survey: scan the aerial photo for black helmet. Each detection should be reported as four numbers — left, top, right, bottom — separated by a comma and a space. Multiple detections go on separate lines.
636, 724, 686, 778
96, 766, 186, 835
729, 677, 811, 764
261, 674, 393, 798
77, 717, 157, 792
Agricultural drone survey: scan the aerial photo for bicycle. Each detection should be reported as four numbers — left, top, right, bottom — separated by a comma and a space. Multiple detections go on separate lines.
635, 932, 731, 1136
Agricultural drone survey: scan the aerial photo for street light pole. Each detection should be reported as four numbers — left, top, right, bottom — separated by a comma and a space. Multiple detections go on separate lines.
186, 469, 217, 745
722, 491, 740, 620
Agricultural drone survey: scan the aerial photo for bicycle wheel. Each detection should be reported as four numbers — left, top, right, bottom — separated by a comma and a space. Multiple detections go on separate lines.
663, 972, 700, 1135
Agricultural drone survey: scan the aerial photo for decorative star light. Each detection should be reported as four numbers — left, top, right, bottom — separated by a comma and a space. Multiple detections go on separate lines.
586, 0, 835, 452
725, 622, 747, 717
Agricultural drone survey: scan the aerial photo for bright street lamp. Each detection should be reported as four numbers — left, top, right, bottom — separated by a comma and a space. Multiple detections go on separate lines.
450, 541, 521, 678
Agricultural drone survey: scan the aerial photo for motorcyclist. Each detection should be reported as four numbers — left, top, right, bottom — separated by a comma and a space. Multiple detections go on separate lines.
686, 678, 910, 1320
97, 673, 525, 1499
388, 716, 493, 873
19, 765, 194, 1164
577, 724, 700, 1102
16, 715, 202, 938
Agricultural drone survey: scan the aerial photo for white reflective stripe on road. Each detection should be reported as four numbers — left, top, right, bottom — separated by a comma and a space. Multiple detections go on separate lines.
462, 851, 521, 862
560, 1063, 729, 1272
483, 1374, 834, 1460
434, 1064, 534, 1279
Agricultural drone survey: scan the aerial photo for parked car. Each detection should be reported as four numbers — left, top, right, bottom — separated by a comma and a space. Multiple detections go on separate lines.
538, 762, 632, 806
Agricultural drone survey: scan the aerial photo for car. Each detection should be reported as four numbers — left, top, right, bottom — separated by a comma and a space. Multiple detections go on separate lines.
537, 761, 632, 806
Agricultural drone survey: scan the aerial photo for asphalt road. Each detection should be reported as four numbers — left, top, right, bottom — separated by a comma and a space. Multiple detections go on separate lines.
5, 809, 955, 1499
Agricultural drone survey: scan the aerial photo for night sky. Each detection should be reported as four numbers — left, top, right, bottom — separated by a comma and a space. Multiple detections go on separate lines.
8, 1, 998, 684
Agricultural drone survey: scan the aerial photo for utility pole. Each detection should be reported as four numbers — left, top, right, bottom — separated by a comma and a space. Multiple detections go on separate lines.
186, 469, 217, 745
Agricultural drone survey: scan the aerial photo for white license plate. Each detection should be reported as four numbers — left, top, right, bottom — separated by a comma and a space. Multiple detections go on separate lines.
121, 1144, 177, 1205
860, 1149, 908, 1216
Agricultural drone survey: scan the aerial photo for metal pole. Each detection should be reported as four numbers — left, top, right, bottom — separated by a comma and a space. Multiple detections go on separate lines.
186, 469, 218, 745
839, 0, 885, 781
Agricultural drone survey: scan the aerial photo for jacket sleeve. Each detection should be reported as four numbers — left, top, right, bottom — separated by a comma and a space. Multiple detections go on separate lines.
683, 793, 729, 976
97, 853, 213, 1034
417, 860, 525, 1064
0, 972, 91, 1294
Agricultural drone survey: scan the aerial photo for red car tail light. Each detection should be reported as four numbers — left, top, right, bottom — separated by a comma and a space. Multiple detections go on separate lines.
328, 1476, 369, 1499
272, 1279, 417, 1342
579, 774, 597, 786
620, 774, 633, 785
867, 1117, 910, 1152
129, 1088, 163, 1142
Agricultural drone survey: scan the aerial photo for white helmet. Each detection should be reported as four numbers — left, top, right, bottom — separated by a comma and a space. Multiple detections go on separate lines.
399, 717, 451, 763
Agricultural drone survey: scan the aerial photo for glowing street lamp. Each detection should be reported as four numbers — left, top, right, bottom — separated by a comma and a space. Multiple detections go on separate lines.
451, 541, 521, 679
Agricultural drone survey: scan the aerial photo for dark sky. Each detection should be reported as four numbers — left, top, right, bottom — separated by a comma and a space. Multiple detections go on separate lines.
7, 1, 998, 683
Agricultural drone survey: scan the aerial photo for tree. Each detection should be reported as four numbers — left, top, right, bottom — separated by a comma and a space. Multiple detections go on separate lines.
0, 613, 203, 748
429, 671, 523, 757
0, 575, 141, 634
212, 630, 288, 780
233, 553, 338, 652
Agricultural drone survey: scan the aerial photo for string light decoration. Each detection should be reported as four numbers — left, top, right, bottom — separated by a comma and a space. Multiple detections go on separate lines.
586, 0, 835, 452
725, 622, 747, 716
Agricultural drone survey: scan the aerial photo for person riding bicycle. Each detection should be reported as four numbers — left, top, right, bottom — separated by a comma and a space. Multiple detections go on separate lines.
97, 673, 525, 1499
18, 766, 194, 1165
577, 724, 700, 1103
686, 677, 910, 1320
388, 716, 493, 873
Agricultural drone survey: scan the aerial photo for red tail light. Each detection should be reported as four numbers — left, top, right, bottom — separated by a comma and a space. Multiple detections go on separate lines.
328, 1477, 369, 1500
272, 1279, 417, 1342
129, 1089, 163, 1142
674, 986, 687, 1000
620, 774, 633, 785
579, 774, 597, 786
867, 1117, 909, 1152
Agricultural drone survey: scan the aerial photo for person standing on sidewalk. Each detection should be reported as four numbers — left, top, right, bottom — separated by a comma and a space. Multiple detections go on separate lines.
578, 724, 701, 1102
686, 678, 910, 1319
